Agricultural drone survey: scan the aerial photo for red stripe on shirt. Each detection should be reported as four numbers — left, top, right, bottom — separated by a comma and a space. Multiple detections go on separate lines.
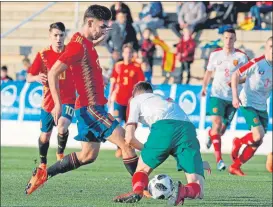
238, 55, 265, 75
235, 48, 250, 61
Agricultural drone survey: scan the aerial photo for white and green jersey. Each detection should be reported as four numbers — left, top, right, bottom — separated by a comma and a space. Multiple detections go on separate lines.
126, 93, 190, 127
207, 48, 249, 101
238, 55, 272, 111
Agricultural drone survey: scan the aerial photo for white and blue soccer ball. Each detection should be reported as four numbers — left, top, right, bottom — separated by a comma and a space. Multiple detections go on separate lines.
148, 174, 174, 200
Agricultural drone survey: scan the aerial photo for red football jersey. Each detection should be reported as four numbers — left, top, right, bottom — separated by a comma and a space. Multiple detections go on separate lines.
28, 46, 76, 112
58, 33, 107, 109
111, 61, 145, 106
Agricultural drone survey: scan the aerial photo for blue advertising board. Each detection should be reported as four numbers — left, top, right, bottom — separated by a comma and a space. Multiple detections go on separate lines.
1, 81, 272, 131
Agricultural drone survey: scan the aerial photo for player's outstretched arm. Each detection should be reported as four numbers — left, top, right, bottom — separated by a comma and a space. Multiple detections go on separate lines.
125, 124, 144, 151
48, 60, 68, 124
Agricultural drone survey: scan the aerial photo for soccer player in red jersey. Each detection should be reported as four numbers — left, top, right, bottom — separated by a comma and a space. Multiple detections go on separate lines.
25, 5, 138, 195
109, 43, 145, 123
26, 22, 76, 169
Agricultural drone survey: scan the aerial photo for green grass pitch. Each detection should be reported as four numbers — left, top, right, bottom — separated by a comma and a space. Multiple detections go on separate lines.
1, 147, 272, 207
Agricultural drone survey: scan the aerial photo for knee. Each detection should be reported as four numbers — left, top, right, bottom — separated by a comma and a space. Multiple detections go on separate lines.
40, 133, 51, 143
252, 130, 265, 142
78, 151, 98, 165
212, 119, 222, 131
58, 126, 68, 134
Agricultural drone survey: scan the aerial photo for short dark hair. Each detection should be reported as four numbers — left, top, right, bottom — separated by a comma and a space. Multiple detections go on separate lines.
49, 22, 65, 32
22, 57, 30, 64
122, 43, 133, 52
1, 65, 8, 71
132, 81, 153, 96
143, 28, 152, 33
83, 5, 112, 22
224, 28, 236, 36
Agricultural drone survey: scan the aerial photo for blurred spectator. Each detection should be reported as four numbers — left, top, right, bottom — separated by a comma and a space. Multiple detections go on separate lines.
171, 2, 207, 37
250, 2, 273, 29
133, 2, 164, 36
175, 28, 196, 84
106, 50, 122, 81
140, 28, 156, 72
22, 57, 31, 71
106, 12, 138, 54
1, 66, 13, 83
16, 70, 27, 82
234, 2, 256, 13
109, 44, 145, 123
141, 59, 152, 83
110, 2, 133, 24
195, 2, 236, 30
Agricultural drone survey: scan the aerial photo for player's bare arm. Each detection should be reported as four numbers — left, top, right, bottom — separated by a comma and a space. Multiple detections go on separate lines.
231, 71, 241, 108
228, 75, 246, 87
27, 73, 47, 84
48, 60, 67, 124
201, 70, 213, 96
125, 124, 144, 151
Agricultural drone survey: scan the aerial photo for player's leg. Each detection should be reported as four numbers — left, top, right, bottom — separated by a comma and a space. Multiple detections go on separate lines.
25, 140, 100, 195
169, 173, 205, 206
112, 102, 126, 158
114, 120, 173, 203
38, 109, 55, 168
113, 156, 154, 203
209, 97, 226, 170
47, 141, 100, 178
169, 122, 205, 206
230, 107, 267, 176
107, 126, 138, 175
205, 110, 232, 149
56, 104, 74, 160
83, 105, 138, 175
221, 103, 237, 135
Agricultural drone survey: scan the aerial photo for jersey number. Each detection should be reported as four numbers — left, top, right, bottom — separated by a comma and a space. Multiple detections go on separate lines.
117, 77, 128, 85
65, 105, 74, 117
123, 77, 128, 85
224, 69, 230, 77
59, 71, 66, 80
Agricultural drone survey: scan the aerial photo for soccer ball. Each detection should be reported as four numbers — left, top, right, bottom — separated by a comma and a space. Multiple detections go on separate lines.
148, 174, 174, 200
266, 152, 273, 173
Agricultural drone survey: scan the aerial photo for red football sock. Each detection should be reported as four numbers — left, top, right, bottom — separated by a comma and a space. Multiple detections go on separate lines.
234, 145, 257, 168
132, 171, 149, 193
181, 183, 201, 199
210, 133, 222, 162
240, 132, 254, 145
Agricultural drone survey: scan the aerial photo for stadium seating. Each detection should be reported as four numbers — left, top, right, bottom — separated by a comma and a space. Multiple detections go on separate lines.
1, 2, 272, 84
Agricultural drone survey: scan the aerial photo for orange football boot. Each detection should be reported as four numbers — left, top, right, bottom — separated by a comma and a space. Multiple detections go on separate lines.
229, 165, 246, 176
25, 167, 48, 195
